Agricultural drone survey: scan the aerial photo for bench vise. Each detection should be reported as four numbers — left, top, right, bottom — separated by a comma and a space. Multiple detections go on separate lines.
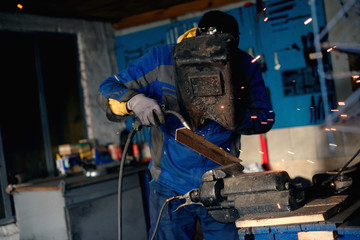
176, 163, 304, 223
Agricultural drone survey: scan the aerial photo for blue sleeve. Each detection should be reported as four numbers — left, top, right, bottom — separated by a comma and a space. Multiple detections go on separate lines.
98, 45, 173, 103
237, 52, 275, 134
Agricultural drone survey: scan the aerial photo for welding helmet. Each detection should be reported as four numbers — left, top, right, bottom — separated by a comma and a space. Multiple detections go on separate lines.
172, 11, 242, 130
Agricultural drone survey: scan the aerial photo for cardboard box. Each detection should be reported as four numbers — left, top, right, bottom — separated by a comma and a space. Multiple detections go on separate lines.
79, 139, 97, 148
78, 143, 92, 161
78, 143, 91, 154
58, 144, 78, 156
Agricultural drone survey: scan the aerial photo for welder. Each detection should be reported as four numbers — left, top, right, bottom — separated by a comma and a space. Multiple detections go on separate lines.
97, 10, 275, 240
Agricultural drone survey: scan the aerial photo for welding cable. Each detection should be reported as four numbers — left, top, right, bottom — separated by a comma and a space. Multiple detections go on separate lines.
147, 109, 190, 240
327, 148, 360, 184
118, 109, 188, 240
150, 196, 179, 240
163, 108, 191, 130
118, 120, 142, 240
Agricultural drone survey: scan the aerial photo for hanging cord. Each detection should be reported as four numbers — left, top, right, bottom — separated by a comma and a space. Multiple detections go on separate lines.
162, 108, 191, 130
327, 148, 360, 184
150, 196, 180, 240
118, 120, 142, 240
118, 109, 189, 240
149, 108, 190, 240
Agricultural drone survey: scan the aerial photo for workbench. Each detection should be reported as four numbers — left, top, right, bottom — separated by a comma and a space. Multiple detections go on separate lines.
236, 194, 360, 240
10, 163, 149, 240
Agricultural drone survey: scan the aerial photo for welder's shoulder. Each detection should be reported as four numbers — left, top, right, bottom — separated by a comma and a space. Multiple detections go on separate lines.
236, 48, 253, 63
149, 44, 174, 65
236, 48, 262, 75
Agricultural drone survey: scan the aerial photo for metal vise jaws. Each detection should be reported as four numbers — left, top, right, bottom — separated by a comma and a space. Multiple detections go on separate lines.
188, 163, 303, 223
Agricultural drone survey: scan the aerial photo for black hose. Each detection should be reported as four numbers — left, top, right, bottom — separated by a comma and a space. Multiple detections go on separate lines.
163, 109, 191, 130
118, 120, 142, 240
329, 148, 360, 183
117, 110, 188, 240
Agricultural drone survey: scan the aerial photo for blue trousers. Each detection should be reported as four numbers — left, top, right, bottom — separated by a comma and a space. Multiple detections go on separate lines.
148, 180, 238, 240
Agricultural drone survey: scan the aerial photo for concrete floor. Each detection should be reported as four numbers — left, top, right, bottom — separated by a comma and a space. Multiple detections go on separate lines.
0, 223, 19, 240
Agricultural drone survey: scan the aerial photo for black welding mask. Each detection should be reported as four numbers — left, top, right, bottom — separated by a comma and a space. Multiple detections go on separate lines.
172, 11, 242, 130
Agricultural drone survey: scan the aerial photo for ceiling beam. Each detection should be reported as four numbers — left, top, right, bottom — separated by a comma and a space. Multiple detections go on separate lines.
113, 0, 246, 30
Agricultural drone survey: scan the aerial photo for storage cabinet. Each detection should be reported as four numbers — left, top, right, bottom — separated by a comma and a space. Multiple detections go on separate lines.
12, 167, 148, 240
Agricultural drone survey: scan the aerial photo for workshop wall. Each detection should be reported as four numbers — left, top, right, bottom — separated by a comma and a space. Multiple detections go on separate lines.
238, 0, 360, 180
324, 0, 360, 101
241, 126, 360, 181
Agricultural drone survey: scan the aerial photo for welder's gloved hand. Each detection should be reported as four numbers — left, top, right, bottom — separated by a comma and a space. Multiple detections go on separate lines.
109, 98, 133, 116
127, 94, 165, 126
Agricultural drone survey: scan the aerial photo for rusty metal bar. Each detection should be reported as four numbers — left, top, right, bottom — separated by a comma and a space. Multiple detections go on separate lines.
175, 128, 242, 166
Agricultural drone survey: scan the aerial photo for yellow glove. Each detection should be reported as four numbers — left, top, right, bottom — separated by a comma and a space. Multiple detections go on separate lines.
108, 98, 133, 116
177, 27, 197, 44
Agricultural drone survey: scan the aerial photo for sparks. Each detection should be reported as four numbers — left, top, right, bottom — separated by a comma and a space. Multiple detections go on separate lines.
287, 151, 295, 155
251, 55, 261, 63
327, 48, 333, 52
304, 18, 312, 25
259, 151, 264, 155
340, 114, 348, 118
329, 143, 337, 147
264, 17, 268, 22
331, 109, 339, 112
251, 115, 258, 119
261, 122, 268, 125
338, 102, 345, 106
17, 3, 23, 9
277, 203, 281, 209
307, 160, 315, 164
220, 105, 225, 109
352, 75, 360, 79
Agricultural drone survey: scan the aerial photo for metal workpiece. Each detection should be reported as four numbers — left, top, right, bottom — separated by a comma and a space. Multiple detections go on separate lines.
172, 33, 242, 131
175, 128, 243, 166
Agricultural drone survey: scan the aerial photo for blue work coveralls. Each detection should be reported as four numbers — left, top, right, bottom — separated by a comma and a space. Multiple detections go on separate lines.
98, 44, 275, 240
